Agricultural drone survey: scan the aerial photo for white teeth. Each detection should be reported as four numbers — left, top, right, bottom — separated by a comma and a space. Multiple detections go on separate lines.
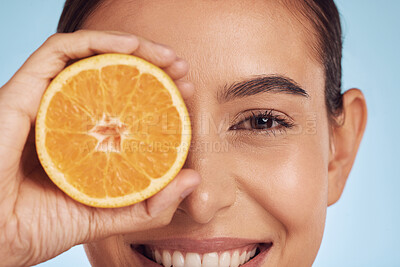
162, 250, 172, 267
219, 251, 231, 267
148, 246, 258, 267
230, 251, 240, 267
245, 251, 251, 262
185, 253, 201, 267
172, 251, 185, 267
250, 248, 256, 258
155, 250, 162, 264
202, 252, 218, 267
239, 252, 246, 265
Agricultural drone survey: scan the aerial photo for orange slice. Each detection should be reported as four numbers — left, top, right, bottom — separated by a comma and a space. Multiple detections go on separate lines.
35, 53, 191, 208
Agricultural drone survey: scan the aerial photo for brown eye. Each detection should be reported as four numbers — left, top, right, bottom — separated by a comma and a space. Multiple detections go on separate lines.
251, 116, 275, 129
231, 113, 279, 130
229, 110, 294, 132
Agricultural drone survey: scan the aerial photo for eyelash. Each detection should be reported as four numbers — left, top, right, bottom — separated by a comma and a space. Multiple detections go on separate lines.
229, 110, 295, 136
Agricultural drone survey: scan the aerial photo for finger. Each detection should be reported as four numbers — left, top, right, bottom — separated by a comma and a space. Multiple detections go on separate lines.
0, 30, 141, 165
146, 169, 201, 217
87, 169, 201, 239
15, 30, 140, 82
3, 30, 141, 121
162, 57, 189, 80
175, 80, 195, 99
133, 38, 177, 68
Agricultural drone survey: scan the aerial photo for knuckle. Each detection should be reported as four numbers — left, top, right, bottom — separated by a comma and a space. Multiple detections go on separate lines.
45, 31, 90, 59
73, 29, 90, 37
140, 203, 173, 228
154, 213, 174, 227
44, 31, 90, 50
43, 33, 69, 52
45, 33, 65, 45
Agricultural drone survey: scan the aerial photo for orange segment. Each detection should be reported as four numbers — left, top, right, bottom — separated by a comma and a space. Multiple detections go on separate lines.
121, 73, 171, 125
106, 153, 150, 197
45, 131, 97, 171
63, 69, 104, 117
66, 152, 108, 198
136, 73, 173, 107
146, 106, 182, 145
122, 138, 178, 178
35, 54, 191, 208
100, 65, 140, 115
45, 92, 94, 132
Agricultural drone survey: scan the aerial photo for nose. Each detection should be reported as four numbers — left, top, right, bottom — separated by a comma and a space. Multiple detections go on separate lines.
177, 142, 236, 224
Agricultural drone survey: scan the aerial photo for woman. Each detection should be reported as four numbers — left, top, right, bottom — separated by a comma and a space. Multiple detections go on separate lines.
0, 0, 367, 266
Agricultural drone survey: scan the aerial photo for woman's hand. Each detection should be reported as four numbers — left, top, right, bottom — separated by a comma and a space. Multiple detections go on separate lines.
0, 30, 200, 267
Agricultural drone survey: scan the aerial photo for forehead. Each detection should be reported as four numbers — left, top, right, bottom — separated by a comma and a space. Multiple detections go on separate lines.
84, 0, 324, 100
85, 0, 313, 59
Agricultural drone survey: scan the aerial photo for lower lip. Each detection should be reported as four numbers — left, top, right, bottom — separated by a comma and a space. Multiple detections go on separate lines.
242, 243, 272, 267
130, 243, 272, 266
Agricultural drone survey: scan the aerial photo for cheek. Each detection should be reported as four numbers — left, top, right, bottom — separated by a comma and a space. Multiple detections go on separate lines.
232, 133, 329, 250
268, 144, 329, 232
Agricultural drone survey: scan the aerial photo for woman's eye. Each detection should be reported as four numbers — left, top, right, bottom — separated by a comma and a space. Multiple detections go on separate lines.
240, 115, 278, 130
229, 110, 294, 132
253, 116, 277, 129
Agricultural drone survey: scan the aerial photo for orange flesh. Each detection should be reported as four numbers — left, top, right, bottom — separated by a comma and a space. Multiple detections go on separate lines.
44, 65, 182, 198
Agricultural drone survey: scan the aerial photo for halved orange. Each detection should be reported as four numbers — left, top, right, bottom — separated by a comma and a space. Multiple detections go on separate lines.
35, 53, 191, 208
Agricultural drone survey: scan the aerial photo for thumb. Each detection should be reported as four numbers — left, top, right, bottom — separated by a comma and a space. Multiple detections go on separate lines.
85, 169, 201, 242
146, 169, 201, 218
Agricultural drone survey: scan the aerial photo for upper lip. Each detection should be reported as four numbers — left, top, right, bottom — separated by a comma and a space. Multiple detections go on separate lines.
131, 237, 271, 254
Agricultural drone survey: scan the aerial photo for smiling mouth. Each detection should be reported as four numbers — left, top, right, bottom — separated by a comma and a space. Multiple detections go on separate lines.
131, 242, 273, 267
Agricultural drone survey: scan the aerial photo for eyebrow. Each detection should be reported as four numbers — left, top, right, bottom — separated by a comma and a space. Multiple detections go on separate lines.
217, 74, 309, 103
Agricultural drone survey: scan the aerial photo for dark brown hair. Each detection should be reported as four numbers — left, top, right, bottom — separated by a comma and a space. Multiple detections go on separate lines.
288, 0, 344, 120
57, 0, 343, 121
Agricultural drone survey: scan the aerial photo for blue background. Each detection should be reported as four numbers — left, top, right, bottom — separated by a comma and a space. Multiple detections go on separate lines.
1, 1, 399, 266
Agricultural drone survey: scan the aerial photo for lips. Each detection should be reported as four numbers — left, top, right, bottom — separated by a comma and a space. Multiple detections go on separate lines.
130, 238, 273, 267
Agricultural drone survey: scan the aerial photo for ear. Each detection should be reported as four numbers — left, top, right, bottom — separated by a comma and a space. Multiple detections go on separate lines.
328, 88, 368, 206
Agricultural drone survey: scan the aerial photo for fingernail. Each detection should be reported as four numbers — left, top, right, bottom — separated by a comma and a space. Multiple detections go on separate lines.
180, 186, 197, 199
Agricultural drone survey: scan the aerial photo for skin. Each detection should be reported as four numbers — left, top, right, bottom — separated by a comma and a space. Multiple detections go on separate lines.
0, 30, 200, 266
0, 0, 367, 266
81, 0, 367, 266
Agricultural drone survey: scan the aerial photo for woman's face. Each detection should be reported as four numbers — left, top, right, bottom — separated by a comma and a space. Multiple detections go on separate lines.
83, 0, 332, 266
